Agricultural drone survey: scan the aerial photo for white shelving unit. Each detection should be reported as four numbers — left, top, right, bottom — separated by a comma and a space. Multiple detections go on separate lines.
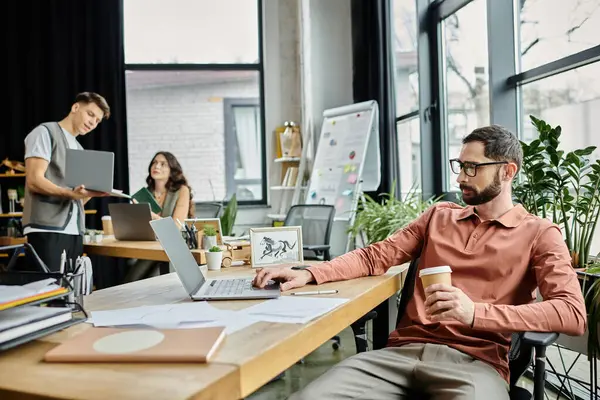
267, 129, 312, 224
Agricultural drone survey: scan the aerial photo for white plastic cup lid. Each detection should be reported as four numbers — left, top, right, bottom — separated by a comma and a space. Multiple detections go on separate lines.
102, 216, 112, 220
419, 266, 452, 277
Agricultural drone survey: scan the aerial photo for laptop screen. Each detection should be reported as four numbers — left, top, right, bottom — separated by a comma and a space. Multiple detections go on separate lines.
149, 217, 205, 296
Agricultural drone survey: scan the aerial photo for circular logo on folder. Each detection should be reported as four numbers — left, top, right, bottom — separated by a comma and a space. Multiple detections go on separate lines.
93, 330, 165, 354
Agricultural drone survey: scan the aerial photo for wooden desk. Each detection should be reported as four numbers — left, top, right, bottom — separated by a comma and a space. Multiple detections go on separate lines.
0, 339, 239, 400
0, 265, 405, 399
84, 237, 209, 265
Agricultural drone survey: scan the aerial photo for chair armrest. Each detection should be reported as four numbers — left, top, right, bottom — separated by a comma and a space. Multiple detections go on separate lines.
522, 332, 559, 347
303, 245, 331, 252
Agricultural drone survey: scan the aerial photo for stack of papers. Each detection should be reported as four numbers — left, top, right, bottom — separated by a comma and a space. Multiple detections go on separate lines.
0, 306, 72, 345
0, 279, 67, 311
89, 296, 349, 333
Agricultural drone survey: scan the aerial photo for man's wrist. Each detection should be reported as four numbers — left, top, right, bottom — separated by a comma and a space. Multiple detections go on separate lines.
303, 270, 315, 284
61, 187, 75, 199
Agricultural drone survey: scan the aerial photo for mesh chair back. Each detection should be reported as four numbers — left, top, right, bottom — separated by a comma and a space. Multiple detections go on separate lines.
194, 202, 222, 218
284, 205, 335, 247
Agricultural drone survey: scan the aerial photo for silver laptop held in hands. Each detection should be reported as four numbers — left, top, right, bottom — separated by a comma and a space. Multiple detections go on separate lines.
150, 217, 280, 300
65, 149, 131, 198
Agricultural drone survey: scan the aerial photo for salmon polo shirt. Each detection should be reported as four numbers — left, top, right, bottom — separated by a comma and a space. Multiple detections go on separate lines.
306, 202, 587, 382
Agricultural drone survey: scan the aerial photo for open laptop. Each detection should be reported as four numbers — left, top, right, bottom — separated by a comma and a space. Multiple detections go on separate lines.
150, 217, 281, 300
108, 203, 156, 241
65, 149, 131, 198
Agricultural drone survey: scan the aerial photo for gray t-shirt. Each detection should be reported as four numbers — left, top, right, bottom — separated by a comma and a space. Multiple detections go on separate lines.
23, 125, 80, 235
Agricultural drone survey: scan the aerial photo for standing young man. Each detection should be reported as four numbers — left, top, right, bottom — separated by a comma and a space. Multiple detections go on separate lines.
23, 92, 110, 272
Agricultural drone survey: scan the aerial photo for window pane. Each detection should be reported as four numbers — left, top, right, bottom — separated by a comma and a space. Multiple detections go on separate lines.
520, 61, 600, 253
125, 70, 263, 202
519, 0, 599, 71
521, 61, 600, 153
124, 0, 259, 64
397, 117, 421, 194
442, 0, 489, 191
392, 0, 419, 115
232, 105, 262, 201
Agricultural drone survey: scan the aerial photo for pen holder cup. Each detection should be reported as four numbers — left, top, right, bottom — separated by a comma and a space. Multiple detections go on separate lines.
65, 272, 84, 311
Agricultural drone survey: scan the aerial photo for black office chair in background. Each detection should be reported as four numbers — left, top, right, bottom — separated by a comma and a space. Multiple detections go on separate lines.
194, 202, 223, 219
283, 204, 335, 261
390, 257, 558, 400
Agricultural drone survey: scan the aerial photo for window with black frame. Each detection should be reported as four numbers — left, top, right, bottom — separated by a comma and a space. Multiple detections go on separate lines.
123, 0, 266, 204
392, 0, 422, 194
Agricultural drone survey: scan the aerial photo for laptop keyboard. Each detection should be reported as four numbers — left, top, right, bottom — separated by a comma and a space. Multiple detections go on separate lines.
205, 278, 252, 296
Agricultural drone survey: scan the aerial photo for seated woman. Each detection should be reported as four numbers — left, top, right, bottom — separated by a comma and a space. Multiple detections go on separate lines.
146, 151, 194, 221
125, 151, 194, 281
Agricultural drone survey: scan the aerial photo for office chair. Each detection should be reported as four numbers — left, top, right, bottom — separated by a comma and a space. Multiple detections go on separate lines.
283, 204, 377, 352
392, 257, 558, 400
283, 204, 335, 261
194, 202, 223, 219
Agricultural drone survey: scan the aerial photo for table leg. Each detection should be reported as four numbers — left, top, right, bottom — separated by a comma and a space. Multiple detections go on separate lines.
372, 296, 398, 350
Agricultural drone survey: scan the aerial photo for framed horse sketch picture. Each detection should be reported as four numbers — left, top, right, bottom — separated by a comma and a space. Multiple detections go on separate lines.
249, 226, 303, 268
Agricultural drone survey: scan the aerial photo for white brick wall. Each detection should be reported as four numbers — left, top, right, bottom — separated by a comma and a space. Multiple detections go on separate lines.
126, 77, 259, 202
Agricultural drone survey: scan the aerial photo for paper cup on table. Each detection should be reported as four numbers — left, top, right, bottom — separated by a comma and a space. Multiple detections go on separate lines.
419, 266, 452, 290
101, 216, 114, 236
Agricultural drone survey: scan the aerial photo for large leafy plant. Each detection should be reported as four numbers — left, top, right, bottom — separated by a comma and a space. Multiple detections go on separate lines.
513, 116, 600, 269
348, 184, 440, 245
514, 116, 600, 359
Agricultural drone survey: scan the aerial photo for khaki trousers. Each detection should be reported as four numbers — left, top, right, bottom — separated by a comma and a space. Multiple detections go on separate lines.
288, 343, 509, 400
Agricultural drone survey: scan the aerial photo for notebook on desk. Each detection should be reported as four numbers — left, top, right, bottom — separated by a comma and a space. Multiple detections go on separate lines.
44, 326, 226, 363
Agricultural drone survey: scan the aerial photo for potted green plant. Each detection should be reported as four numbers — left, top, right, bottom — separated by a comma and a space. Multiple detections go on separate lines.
513, 116, 600, 270
202, 226, 217, 250
513, 115, 600, 359
84, 229, 94, 244
220, 193, 238, 236
206, 245, 223, 271
348, 183, 440, 246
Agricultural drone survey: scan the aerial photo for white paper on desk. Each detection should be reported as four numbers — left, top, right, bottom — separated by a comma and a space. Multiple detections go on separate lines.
90, 302, 229, 327
177, 314, 259, 335
242, 296, 349, 324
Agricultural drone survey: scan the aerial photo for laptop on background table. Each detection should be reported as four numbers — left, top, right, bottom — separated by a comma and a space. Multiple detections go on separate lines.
150, 217, 280, 301
65, 149, 131, 198
108, 203, 156, 241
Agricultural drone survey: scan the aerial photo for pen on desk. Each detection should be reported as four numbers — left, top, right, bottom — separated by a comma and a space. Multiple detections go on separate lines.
60, 250, 66, 274
291, 290, 339, 296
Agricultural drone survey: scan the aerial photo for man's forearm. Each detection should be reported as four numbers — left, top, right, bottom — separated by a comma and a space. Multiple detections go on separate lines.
28, 176, 73, 199
473, 298, 587, 335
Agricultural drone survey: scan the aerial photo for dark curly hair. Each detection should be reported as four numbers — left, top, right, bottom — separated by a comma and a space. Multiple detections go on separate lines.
146, 151, 194, 217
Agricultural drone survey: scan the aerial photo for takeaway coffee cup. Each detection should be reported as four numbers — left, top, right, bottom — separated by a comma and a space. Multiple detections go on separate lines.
419, 266, 452, 290
101, 215, 114, 236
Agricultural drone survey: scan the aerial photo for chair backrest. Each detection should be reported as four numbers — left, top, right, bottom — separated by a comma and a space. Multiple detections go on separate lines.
396, 257, 530, 394
283, 205, 335, 247
194, 202, 222, 219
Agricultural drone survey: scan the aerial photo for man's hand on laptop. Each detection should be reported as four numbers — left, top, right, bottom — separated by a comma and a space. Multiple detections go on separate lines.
252, 267, 314, 291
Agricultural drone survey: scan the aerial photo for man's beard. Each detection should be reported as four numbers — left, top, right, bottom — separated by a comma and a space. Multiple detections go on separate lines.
460, 172, 502, 206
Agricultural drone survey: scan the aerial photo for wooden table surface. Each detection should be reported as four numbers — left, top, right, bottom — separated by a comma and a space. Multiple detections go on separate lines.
0, 264, 405, 400
84, 237, 209, 264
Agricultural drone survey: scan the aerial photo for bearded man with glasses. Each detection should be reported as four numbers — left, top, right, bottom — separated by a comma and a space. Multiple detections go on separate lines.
253, 125, 586, 400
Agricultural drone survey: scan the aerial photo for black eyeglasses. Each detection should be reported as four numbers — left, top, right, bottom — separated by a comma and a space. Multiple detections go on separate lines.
449, 159, 508, 177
